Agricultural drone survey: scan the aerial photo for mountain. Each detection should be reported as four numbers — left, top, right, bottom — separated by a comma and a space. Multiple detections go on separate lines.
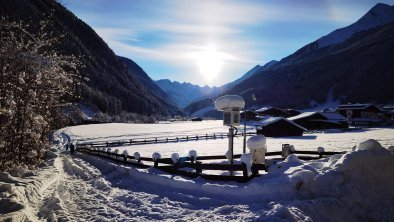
318, 3, 394, 48
118, 56, 177, 107
186, 3, 394, 116
223, 60, 278, 90
155, 79, 224, 108
0, 0, 181, 117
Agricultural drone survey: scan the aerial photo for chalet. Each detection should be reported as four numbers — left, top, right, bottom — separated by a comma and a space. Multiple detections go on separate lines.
191, 117, 203, 121
240, 110, 259, 121
288, 111, 348, 130
255, 107, 289, 117
336, 103, 385, 126
255, 117, 306, 137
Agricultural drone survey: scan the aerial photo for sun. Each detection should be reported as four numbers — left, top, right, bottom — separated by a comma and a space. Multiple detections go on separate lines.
193, 43, 224, 83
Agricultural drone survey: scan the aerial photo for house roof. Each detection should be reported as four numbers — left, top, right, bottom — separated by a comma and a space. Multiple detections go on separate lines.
256, 117, 307, 131
288, 111, 348, 121
288, 112, 316, 121
337, 103, 383, 111
319, 112, 348, 121
255, 107, 274, 112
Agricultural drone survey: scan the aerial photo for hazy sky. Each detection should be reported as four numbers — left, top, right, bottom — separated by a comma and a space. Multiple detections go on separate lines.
64, 0, 393, 87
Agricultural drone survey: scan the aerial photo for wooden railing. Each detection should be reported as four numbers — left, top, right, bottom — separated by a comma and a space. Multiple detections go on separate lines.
76, 132, 257, 148
76, 146, 344, 183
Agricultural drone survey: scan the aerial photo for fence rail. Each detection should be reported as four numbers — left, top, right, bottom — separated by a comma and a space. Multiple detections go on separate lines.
76, 145, 344, 183
76, 132, 257, 148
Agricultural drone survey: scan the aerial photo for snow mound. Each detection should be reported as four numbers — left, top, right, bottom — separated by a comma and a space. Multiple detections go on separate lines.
152, 152, 161, 161
355, 139, 383, 151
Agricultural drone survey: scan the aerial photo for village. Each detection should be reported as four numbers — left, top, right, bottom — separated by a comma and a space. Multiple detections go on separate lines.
233, 103, 394, 137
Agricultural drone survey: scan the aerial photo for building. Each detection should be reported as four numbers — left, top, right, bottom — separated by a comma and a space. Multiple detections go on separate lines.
240, 110, 258, 120
288, 111, 348, 130
255, 107, 289, 117
255, 117, 306, 137
336, 103, 385, 126
191, 117, 203, 121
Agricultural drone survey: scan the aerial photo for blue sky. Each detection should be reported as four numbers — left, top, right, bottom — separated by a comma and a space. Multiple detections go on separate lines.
64, 0, 393, 87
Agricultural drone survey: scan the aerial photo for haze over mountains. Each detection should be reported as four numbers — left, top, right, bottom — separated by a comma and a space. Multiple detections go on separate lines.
185, 3, 394, 117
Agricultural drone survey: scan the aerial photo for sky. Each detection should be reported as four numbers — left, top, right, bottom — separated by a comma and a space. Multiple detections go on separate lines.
64, 0, 393, 87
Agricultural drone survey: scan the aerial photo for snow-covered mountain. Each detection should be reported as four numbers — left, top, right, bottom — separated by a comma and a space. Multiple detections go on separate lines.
186, 3, 394, 116
155, 79, 224, 108
318, 3, 394, 48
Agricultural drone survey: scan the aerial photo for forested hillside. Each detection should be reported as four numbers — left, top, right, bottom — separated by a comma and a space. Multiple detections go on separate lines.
0, 0, 181, 117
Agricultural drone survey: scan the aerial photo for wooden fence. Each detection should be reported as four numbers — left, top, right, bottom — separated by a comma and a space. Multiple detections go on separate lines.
76, 146, 344, 183
76, 132, 257, 148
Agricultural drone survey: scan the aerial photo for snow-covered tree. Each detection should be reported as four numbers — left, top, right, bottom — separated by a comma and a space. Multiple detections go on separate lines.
0, 18, 79, 170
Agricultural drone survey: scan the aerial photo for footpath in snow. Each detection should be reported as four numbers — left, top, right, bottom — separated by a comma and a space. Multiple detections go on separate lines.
1, 128, 394, 221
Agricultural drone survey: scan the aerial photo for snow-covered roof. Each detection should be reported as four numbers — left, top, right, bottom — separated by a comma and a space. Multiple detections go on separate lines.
255, 107, 272, 112
337, 103, 382, 111
288, 112, 316, 121
257, 117, 307, 131
288, 111, 348, 122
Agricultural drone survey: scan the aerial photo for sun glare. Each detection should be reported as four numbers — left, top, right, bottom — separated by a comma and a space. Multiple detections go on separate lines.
193, 44, 224, 83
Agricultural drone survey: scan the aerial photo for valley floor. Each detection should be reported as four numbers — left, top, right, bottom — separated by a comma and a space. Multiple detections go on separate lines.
1, 121, 394, 221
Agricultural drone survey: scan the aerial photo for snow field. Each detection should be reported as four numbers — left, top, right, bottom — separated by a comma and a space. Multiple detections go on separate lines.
1, 123, 394, 221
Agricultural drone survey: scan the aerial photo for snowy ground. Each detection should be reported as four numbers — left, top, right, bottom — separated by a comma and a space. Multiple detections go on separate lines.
1, 121, 394, 221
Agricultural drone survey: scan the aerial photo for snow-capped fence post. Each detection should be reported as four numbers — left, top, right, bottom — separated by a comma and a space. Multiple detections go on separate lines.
189, 150, 197, 164
129, 139, 132, 145
171, 153, 179, 165
241, 153, 252, 177
123, 150, 129, 162
133, 152, 141, 163
317, 147, 325, 158
114, 149, 119, 160
152, 152, 161, 168
282, 144, 291, 158
247, 135, 267, 175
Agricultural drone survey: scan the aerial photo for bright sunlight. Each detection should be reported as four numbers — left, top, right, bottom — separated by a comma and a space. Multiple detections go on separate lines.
193, 43, 224, 83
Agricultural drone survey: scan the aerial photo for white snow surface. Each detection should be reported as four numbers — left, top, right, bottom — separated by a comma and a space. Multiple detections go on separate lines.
318, 3, 394, 48
1, 122, 394, 221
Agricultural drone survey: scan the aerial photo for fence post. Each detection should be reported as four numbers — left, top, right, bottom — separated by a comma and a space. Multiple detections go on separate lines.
242, 163, 248, 178
196, 135, 199, 140
155, 138, 158, 143
106, 141, 109, 147
196, 161, 202, 174
213, 133, 216, 139
176, 137, 179, 142
206, 134, 208, 140
154, 160, 159, 168
129, 139, 132, 145
166, 138, 168, 143
221, 133, 223, 139
186, 136, 189, 141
